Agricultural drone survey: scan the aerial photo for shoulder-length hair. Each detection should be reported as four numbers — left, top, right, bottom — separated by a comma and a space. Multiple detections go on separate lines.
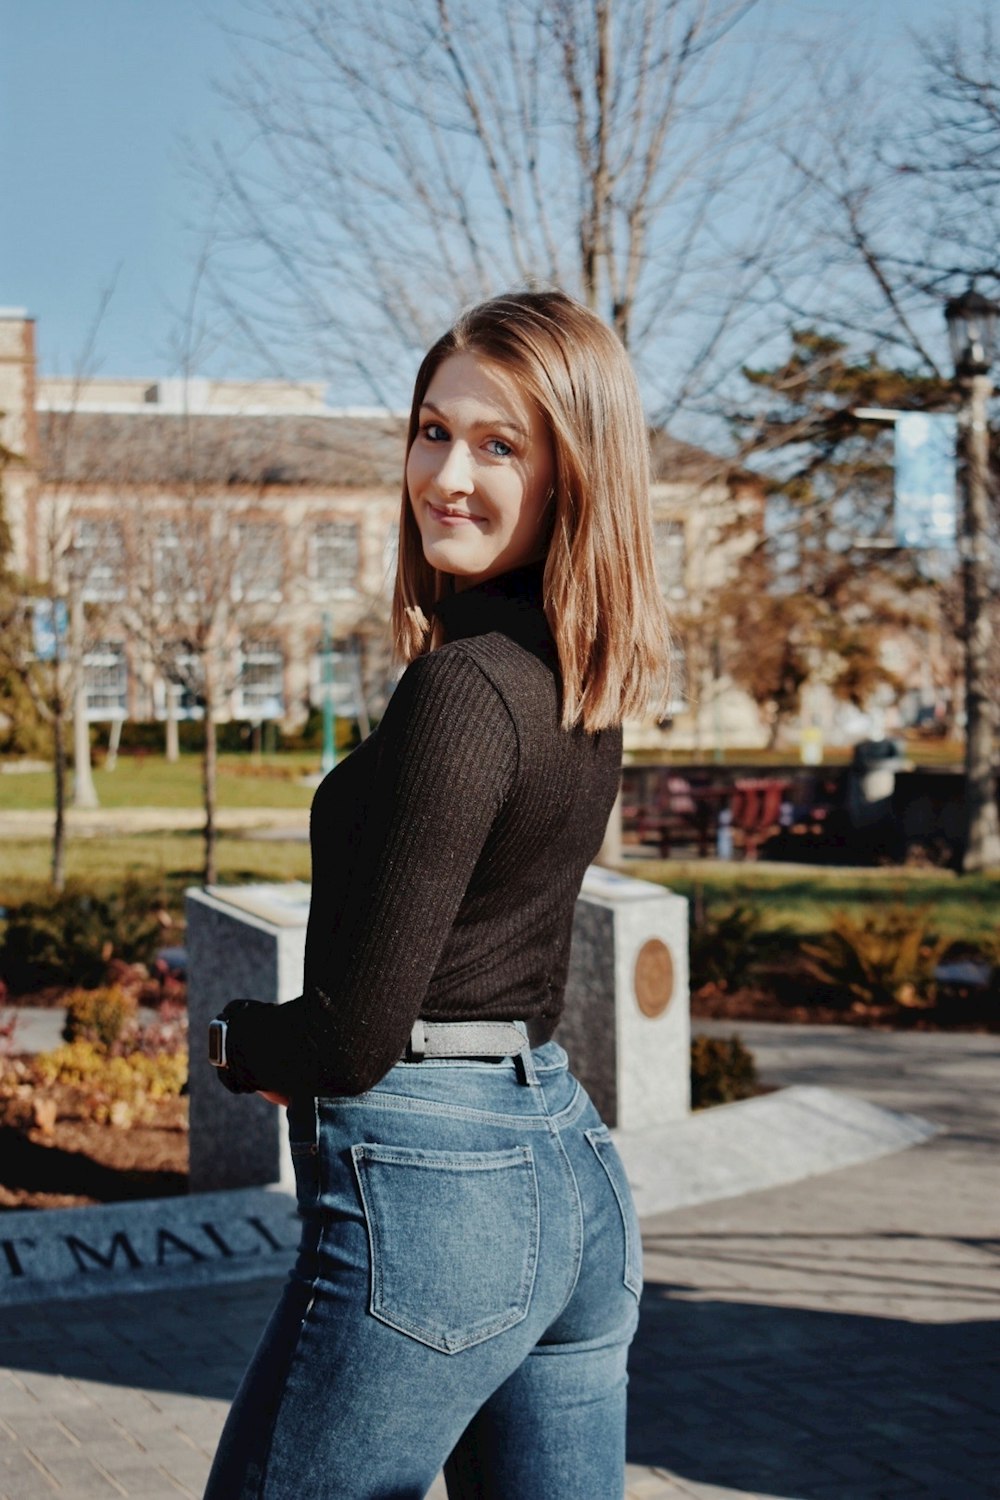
392, 289, 673, 732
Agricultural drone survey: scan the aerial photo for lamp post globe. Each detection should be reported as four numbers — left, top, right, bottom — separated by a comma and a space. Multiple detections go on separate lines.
944, 287, 999, 378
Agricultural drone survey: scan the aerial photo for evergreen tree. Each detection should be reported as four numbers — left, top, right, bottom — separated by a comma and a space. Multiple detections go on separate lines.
714, 330, 964, 745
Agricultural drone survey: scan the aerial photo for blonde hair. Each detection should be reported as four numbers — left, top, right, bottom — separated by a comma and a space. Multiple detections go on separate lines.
392, 289, 673, 732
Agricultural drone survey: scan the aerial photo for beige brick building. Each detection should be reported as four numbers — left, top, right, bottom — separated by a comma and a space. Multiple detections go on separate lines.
2, 309, 775, 751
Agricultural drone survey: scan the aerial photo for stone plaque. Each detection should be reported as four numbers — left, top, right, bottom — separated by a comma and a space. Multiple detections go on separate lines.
634, 937, 674, 1018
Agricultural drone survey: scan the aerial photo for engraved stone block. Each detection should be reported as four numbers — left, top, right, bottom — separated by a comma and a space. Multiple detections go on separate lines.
559, 866, 690, 1130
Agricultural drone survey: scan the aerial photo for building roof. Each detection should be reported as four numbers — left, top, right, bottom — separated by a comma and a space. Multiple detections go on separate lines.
36, 406, 753, 493
37, 410, 409, 490
648, 430, 757, 488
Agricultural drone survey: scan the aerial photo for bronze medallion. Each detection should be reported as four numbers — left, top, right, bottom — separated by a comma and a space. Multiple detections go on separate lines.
634, 938, 674, 1018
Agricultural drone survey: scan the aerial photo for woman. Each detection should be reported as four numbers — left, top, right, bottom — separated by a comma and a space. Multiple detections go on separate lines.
204, 289, 673, 1499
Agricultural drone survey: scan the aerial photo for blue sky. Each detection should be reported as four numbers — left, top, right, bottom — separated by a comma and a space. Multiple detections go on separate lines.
0, 0, 976, 393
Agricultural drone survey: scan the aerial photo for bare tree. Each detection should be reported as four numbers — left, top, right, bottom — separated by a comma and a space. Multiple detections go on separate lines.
1, 293, 126, 889
91, 410, 292, 887
199, 0, 809, 421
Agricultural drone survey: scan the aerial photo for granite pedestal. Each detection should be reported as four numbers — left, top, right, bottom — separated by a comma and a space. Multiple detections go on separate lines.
186, 884, 311, 1194
561, 866, 689, 1129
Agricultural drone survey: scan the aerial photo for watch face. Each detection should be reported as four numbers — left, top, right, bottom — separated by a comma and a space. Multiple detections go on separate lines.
208, 1019, 227, 1067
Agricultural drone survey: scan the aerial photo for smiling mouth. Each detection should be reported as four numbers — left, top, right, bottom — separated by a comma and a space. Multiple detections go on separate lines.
429, 504, 482, 525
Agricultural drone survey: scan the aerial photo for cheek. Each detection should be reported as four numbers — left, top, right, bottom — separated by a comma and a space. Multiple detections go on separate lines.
405, 449, 423, 497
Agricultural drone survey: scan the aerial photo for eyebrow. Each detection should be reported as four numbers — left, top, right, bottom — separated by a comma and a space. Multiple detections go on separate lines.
420, 400, 529, 442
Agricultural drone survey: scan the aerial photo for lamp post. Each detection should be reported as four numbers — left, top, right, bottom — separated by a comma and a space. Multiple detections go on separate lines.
320, 611, 337, 776
944, 287, 1000, 872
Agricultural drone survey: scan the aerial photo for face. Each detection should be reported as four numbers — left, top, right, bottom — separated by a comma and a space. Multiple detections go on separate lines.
406, 351, 555, 590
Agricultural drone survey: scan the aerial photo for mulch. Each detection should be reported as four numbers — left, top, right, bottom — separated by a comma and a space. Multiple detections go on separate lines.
0, 1087, 187, 1211
691, 981, 999, 1033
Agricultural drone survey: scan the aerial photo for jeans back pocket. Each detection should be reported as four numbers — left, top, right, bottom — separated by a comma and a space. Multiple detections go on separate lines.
585, 1127, 643, 1299
351, 1143, 539, 1354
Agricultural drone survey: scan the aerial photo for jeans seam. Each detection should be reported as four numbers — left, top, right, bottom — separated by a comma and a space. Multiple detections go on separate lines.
584, 1129, 644, 1300
256, 1278, 321, 1499
535, 1082, 585, 1319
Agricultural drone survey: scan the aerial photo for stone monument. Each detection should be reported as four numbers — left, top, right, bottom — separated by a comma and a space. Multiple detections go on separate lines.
560, 866, 689, 1129
186, 883, 311, 1194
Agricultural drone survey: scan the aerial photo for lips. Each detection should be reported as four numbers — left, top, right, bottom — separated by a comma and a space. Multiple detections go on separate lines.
428, 503, 482, 526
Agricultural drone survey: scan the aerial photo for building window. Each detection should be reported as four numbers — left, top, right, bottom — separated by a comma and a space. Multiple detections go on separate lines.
655, 641, 687, 724
237, 639, 284, 720
653, 520, 686, 599
84, 641, 128, 720
312, 521, 360, 596
310, 635, 364, 716
153, 521, 196, 601
75, 518, 126, 602
234, 522, 283, 599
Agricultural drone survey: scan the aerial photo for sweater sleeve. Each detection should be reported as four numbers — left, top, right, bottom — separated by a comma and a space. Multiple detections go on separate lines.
220, 646, 518, 1097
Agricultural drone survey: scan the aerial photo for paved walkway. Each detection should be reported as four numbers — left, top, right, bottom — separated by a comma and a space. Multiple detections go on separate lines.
0, 1023, 997, 1499
0, 808, 309, 840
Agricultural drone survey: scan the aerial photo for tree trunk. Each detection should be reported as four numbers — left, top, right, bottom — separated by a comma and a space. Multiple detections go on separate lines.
960, 374, 1000, 872
71, 591, 99, 809
202, 671, 219, 887
52, 687, 67, 892
165, 683, 180, 763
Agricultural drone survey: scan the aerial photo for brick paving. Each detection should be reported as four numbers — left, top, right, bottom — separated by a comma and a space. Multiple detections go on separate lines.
0, 1024, 997, 1499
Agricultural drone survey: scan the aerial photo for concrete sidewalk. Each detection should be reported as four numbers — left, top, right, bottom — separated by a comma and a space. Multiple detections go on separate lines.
0, 808, 309, 840
0, 1023, 997, 1499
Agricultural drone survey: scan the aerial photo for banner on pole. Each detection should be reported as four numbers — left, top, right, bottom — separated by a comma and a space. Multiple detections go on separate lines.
894, 413, 957, 548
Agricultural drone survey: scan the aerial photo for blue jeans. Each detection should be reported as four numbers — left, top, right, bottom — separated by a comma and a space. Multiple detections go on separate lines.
204, 1041, 642, 1499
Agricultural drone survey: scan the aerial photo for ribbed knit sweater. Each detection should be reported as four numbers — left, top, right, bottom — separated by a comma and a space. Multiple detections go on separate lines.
220, 560, 623, 1098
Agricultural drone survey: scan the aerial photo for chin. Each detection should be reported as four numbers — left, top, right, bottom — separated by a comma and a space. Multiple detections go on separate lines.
424, 544, 490, 580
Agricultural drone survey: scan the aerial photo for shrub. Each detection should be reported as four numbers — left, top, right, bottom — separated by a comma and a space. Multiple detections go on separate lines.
798, 902, 950, 1010
691, 1034, 759, 1109
689, 899, 794, 993
62, 985, 138, 1050
280, 706, 360, 754
31, 1039, 187, 1127
0, 880, 169, 994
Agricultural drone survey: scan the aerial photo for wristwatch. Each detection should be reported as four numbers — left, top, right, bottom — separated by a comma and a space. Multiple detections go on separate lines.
207, 1002, 260, 1094
207, 1017, 229, 1068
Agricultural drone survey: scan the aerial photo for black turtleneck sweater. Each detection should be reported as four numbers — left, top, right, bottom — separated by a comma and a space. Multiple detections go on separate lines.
220, 561, 623, 1098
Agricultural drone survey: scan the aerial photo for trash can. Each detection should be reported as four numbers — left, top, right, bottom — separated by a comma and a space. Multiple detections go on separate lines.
845, 738, 909, 858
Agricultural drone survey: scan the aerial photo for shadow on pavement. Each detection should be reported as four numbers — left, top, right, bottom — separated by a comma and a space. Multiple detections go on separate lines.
1, 1273, 998, 1497
628, 1279, 1000, 1498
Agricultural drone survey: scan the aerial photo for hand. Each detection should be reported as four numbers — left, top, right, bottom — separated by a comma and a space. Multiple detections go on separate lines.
258, 1090, 291, 1108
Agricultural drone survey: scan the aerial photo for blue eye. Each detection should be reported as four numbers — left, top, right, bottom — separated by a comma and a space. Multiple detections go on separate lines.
423, 422, 449, 442
487, 438, 513, 458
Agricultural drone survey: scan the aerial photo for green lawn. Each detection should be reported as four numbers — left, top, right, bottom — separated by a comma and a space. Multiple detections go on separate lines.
629, 859, 1000, 947
0, 834, 312, 910
0, 753, 318, 811
2, 834, 995, 951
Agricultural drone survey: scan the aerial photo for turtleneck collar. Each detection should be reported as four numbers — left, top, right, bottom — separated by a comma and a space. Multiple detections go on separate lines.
432, 560, 556, 666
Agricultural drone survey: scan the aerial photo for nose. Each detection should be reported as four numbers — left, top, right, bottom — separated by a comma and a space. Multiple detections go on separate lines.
432, 440, 475, 497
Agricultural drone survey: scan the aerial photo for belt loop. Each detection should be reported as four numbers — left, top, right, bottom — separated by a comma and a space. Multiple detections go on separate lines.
513, 1021, 539, 1087
407, 1019, 427, 1062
